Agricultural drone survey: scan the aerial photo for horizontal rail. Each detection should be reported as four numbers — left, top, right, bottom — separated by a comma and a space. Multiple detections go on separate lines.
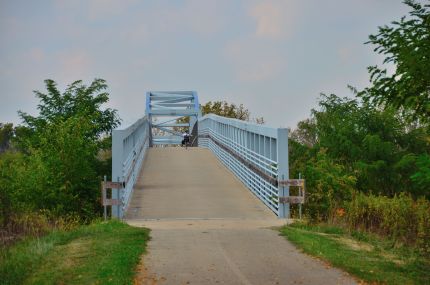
112, 116, 150, 218
198, 114, 290, 218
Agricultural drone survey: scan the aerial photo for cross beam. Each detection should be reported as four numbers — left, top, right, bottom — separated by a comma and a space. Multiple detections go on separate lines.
146, 91, 200, 146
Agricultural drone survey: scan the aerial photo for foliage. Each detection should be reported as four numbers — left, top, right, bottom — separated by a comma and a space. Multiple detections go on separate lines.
410, 154, 430, 190
0, 79, 119, 228
201, 101, 265, 124
290, 93, 429, 194
0, 123, 13, 153
175, 100, 264, 133
0, 220, 149, 285
280, 223, 430, 284
346, 192, 430, 254
16, 79, 119, 150
0, 211, 80, 247
22, 117, 101, 218
289, 94, 429, 224
0, 152, 24, 227
300, 149, 356, 221
201, 101, 251, 121
358, 0, 430, 123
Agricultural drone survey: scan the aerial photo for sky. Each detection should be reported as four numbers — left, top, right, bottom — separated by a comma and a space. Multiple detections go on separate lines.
0, 0, 410, 129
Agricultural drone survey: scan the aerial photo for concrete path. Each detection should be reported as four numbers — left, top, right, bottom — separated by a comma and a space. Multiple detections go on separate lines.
126, 148, 356, 285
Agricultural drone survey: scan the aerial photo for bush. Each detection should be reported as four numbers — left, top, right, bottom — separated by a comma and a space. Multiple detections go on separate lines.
0, 211, 80, 247
300, 149, 356, 222
346, 192, 430, 255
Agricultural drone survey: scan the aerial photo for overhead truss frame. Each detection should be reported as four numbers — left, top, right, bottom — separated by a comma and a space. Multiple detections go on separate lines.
146, 91, 200, 146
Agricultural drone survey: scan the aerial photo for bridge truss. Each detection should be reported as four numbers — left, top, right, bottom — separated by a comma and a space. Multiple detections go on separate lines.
146, 91, 200, 146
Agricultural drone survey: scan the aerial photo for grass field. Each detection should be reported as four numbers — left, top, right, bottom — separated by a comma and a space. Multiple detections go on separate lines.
280, 223, 430, 285
0, 220, 149, 285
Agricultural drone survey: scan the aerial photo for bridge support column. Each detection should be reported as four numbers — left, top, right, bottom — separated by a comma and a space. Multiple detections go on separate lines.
277, 128, 289, 218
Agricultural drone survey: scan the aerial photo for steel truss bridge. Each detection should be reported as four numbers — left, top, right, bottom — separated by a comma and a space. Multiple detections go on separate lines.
110, 91, 301, 219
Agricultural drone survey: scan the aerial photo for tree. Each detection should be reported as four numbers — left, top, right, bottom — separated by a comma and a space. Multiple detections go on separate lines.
290, 118, 317, 147
290, 94, 429, 203
201, 101, 265, 124
13, 79, 120, 219
175, 100, 264, 133
0, 123, 13, 153
201, 101, 251, 121
302, 149, 356, 222
359, 0, 430, 123
17, 79, 119, 148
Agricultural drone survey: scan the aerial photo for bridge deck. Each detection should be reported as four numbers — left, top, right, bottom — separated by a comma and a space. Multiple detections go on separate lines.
125, 147, 275, 220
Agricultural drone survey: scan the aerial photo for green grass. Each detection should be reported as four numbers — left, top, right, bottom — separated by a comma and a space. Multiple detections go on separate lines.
280, 223, 430, 284
0, 220, 150, 285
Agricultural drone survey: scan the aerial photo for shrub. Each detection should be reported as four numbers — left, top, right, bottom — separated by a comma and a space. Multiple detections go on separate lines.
301, 149, 356, 222
345, 192, 430, 255
0, 211, 80, 247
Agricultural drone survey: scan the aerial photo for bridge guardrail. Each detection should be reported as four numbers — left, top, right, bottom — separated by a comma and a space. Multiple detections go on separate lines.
198, 114, 291, 218
112, 116, 150, 218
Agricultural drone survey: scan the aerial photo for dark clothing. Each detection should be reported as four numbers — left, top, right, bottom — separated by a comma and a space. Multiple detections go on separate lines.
182, 134, 190, 146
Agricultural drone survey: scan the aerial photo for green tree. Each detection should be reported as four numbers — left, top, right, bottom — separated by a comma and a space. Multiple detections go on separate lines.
302, 149, 356, 222
359, 0, 430, 123
175, 100, 264, 133
17, 79, 119, 149
289, 94, 429, 220
201, 101, 251, 121
0, 152, 24, 226
201, 100, 265, 124
0, 123, 13, 153
12, 79, 120, 219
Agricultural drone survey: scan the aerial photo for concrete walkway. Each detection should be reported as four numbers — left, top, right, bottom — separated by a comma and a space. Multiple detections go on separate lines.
126, 148, 356, 285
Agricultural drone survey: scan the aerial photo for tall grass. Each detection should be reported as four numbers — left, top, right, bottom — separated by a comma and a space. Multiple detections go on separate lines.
345, 192, 430, 255
0, 211, 80, 247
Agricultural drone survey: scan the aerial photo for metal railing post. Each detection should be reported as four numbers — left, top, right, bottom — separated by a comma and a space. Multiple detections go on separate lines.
277, 128, 289, 218
111, 130, 123, 218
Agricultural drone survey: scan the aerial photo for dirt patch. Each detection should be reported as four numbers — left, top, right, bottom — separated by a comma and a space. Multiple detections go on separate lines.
379, 252, 406, 265
314, 232, 374, 252
335, 237, 374, 252
57, 238, 93, 268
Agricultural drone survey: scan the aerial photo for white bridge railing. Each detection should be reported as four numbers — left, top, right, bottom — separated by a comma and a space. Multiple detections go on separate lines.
198, 114, 291, 218
112, 116, 150, 218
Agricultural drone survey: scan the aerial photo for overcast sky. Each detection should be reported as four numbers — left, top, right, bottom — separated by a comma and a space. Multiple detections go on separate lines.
0, 0, 409, 128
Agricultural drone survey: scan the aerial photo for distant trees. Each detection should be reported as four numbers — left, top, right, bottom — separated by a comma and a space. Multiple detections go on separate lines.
175, 100, 265, 133
201, 101, 265, 124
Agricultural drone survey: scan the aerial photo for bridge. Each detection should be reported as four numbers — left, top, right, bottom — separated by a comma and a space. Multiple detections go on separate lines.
107, 91, 355, 284
111, 91, 295, 220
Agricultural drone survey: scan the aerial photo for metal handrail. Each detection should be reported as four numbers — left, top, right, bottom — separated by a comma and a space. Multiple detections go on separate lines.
198, 114, 290, 218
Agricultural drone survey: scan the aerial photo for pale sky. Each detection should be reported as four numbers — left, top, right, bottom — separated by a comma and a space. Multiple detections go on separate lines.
0, 0, 410, 128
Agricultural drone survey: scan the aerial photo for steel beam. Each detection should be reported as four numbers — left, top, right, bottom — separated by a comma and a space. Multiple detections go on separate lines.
146, 91, 200, 146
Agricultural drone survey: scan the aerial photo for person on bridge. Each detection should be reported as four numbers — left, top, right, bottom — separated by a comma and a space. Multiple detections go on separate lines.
182, 131, 190, 148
